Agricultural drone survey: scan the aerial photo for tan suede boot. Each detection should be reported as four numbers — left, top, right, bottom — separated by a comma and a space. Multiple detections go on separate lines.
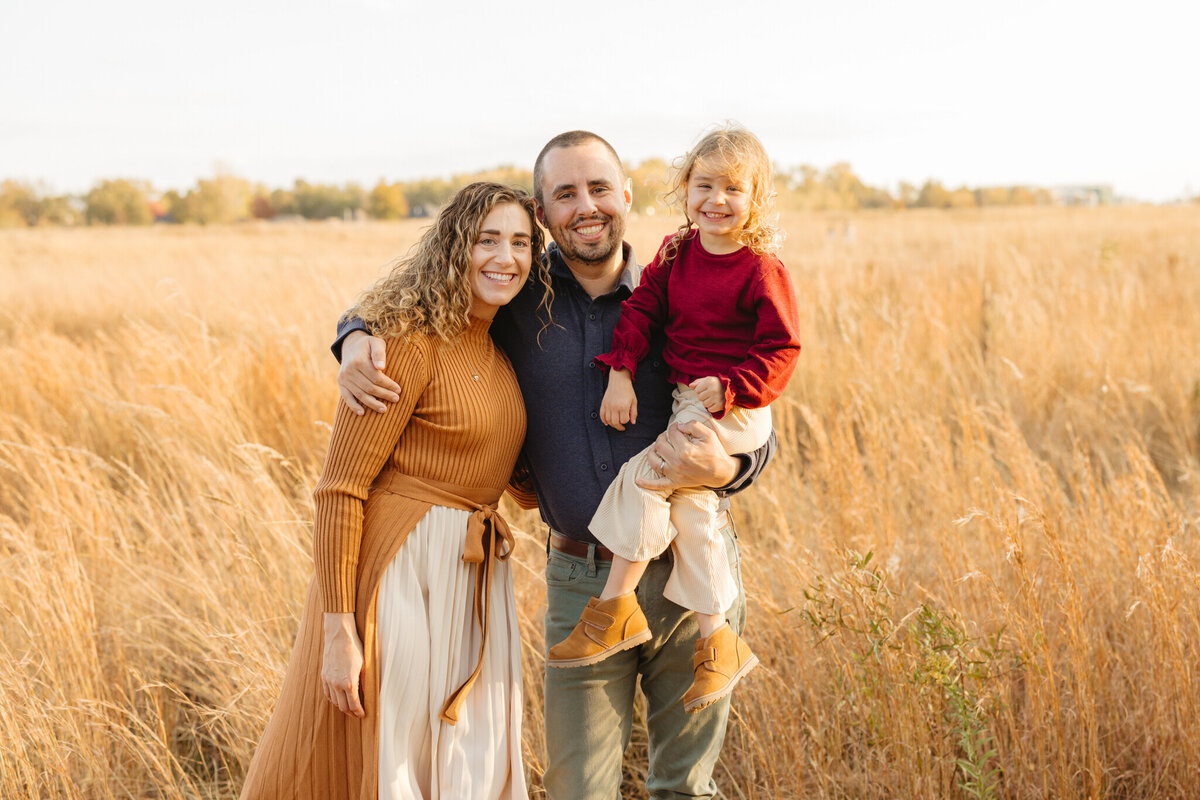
682, 623, 759, 713
546, 591, 652, 668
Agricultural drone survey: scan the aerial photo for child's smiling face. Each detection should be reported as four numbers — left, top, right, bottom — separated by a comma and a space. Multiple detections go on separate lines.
686, 158, 752, 254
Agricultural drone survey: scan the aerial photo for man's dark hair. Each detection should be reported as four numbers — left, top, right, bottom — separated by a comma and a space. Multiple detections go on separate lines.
532, 131, 625, 206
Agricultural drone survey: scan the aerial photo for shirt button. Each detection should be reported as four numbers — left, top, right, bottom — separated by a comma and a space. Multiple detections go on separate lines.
600, 463, 609, 471
589, 359, 596, 368
591, 411, 598, 419
589, 312, 597, 321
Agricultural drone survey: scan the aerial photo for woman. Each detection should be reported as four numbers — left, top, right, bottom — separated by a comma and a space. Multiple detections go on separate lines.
241, 182, 548, 800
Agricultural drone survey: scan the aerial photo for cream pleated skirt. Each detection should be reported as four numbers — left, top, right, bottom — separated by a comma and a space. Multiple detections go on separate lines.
375, 505, 527, 800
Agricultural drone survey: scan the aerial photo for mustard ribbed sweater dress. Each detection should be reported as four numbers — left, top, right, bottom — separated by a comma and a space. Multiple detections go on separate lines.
241, 317, 528, 800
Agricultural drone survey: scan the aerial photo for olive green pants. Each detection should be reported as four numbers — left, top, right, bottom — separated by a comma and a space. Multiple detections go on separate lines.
541, 517, 747, 800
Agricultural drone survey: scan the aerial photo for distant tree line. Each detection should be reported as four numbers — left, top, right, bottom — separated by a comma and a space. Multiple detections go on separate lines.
0, 162, 1140, 229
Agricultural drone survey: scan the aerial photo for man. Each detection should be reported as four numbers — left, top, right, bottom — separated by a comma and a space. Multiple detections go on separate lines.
333, 131, 773, 799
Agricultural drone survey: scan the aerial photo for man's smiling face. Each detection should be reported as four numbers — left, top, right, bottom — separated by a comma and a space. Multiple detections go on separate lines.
536, 141, 632, 269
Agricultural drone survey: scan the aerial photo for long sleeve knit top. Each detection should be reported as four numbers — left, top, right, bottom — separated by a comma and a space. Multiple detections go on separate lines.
596, 231, 802, 417
311, 317, 526, 612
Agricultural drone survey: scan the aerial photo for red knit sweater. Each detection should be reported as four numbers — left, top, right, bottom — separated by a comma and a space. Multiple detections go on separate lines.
597, 230, 801, 418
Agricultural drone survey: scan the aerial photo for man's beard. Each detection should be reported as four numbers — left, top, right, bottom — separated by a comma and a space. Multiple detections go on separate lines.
552, 213, 626, 266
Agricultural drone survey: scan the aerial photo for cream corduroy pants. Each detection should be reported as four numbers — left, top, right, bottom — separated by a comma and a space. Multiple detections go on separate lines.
588, 385, 770, 615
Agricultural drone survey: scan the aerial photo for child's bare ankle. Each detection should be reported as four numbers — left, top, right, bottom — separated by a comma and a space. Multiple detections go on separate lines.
696, 614, 725, 638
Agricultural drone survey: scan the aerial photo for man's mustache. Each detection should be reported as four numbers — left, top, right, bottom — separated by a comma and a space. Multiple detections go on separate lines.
568, 213, 611, 228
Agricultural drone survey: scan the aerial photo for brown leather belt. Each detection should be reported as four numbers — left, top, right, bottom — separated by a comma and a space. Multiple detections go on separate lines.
549, 531, 615, 561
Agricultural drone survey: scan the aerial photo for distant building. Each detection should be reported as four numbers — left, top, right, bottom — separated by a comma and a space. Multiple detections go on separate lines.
1052, 185, 1114, 206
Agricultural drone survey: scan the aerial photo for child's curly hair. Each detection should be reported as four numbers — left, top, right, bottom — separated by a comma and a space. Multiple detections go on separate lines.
662, 124, 781, 264
351, 181, 550, 342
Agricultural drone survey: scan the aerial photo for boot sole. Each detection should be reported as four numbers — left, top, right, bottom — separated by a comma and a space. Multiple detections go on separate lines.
683, 653, 760, 713
547, 629, 653, 668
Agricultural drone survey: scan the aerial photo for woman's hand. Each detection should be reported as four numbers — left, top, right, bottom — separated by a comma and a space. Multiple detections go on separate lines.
600, 369, 638, 431
339, 331, 402, 415
688, 376, 725, 414
321, 612, 366, 718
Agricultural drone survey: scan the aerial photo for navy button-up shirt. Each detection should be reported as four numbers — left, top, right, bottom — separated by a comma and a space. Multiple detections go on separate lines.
334, 240, 774, 545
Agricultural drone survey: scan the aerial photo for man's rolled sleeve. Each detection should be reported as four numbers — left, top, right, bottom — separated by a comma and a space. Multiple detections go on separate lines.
712, 429, 777, 497
332, 315, 370, 363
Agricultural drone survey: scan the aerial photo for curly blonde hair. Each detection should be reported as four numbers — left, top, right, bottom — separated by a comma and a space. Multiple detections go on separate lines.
351, 182, 549, 341
661, 124, 781, 265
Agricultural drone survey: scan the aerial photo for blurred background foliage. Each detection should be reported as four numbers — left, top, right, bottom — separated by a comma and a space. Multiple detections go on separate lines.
0, 158, 1145, 229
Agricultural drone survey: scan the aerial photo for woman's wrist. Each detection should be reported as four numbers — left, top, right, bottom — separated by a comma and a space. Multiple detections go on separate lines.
323, 612, 357, 636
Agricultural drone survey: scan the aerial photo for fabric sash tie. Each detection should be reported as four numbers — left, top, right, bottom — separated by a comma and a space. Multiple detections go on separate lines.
371, 470, 514, 725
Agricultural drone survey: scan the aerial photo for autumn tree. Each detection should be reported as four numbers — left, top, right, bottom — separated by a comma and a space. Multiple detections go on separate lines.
772, 163, 893, 210
948, 187, 978, 208
915, 180, 951, 209
0, 181, 79, 227
0, 181, 39, 227
824, 163, 893, 209
161, 190, 183, 223
171, 173, 252, 224
250, 189, 276, 220
46, 193, 81, 224
469, 166, 533, 196
403, 178, 456, 215
1008, 186, 1038, 206
269, 188, 297, 217
976, 186, 1012, 207
777, 164, 824, 210
85, 179, 153, 225
293, 180, 365, 220
822, 162, 862, 210
367, 180, 409, 220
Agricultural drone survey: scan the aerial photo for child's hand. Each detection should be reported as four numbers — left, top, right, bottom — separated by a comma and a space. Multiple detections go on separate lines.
689, 376, 725, 414
600, 369, 638, 431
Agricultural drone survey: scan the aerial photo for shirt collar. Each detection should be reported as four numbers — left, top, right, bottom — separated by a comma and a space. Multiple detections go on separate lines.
546, 241, 641, 299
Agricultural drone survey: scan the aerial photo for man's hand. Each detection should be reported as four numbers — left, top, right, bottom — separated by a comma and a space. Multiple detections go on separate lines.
321, 612, 366, 718
636, 420, 739, 491
600, 369, 638, 431
689, 376, 725, 415
339, 331, 401, 415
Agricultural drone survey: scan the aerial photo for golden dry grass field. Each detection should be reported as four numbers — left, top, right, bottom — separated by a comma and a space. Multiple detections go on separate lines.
2, 206, 1199, 799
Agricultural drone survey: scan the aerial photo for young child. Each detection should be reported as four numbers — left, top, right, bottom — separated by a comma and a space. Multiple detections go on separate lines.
547, 126, 801, 712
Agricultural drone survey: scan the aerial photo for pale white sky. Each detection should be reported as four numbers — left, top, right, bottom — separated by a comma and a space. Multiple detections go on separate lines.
3, 0, 1198, 202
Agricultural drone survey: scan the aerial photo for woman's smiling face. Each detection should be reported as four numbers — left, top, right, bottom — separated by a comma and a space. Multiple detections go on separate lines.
468, 202, 534, 319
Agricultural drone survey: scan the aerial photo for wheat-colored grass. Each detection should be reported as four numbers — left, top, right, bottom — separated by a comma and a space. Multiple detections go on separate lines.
1, 207, 1198, 799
